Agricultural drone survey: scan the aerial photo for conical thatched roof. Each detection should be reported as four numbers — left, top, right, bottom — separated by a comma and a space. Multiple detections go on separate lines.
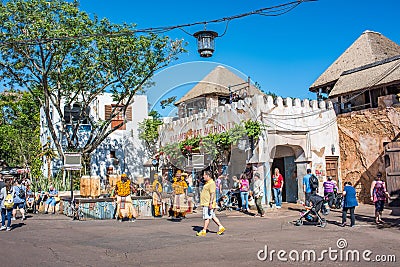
309, 30, 400, 92
175, 65, 263, 105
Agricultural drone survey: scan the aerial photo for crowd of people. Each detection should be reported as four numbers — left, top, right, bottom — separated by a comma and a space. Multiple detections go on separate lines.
0, 174, 59, 231
0, 167, 394, 233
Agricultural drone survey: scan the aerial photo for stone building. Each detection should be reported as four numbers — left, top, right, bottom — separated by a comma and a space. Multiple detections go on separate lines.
309, 30, 400, 204
160, 66, 340, 204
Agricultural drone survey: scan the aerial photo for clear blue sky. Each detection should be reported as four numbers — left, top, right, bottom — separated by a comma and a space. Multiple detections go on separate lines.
24, 1, 400, 115
78, 0, 399, 114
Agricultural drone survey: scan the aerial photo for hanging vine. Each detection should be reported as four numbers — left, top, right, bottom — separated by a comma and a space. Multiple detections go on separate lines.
160, 120, 266, 168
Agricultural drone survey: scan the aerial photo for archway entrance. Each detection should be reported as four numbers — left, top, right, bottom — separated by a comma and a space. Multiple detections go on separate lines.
271, 145, 305, 203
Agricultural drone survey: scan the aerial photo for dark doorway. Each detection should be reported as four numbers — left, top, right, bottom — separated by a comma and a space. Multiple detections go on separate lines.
271, 156, 298, 203
271, 157, 286, 202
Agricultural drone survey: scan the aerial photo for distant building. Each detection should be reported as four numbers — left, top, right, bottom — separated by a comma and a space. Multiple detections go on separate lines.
174, 65, 264, 118
309, 30, 400, 114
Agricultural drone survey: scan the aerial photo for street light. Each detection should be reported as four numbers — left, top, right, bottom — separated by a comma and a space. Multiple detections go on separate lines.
193, 30, 218, 57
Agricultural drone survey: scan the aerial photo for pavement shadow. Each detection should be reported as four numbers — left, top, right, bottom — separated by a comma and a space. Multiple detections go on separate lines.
11, 222, 26, 230
167, 218, 183, 223
243, 211, 256, 216
354, 213, 400, 229
191, 226, 217, 233
325, 219, 343, 227
288, 207, 304, 212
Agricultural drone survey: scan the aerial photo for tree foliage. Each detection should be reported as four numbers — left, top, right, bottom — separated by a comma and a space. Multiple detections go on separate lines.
0, 89, 42, 175
0, 0, 184, 170
138, 110, 163, 155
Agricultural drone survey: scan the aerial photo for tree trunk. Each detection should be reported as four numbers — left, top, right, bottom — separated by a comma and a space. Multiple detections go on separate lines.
47, 156, 51, 181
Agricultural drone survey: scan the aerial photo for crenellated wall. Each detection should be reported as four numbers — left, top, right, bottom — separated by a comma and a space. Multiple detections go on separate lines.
160, 95, 340, 204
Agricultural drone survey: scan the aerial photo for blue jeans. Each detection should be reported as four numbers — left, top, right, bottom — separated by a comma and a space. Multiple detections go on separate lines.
216, 189, 221, 203
240, 191, 249, 210
273, 188, 282, 207
1, 208, 13, 228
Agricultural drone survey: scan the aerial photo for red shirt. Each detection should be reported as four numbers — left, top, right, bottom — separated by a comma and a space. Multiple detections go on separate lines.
272, 174, 283, 189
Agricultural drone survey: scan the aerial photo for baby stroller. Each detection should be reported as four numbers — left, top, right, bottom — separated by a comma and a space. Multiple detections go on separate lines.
218, 190, 239, 211
295, 194, 328, 228
332, 188, 343, 209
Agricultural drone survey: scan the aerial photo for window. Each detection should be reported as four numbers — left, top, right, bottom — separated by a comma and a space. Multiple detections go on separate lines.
104, 104, 132, 130
64, 104, 90, 124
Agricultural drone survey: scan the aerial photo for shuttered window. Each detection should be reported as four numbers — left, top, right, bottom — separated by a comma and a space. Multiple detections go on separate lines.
104, 104, 132, 130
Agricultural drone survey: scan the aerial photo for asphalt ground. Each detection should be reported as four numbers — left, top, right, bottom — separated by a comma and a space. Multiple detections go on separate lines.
0, 203, 399, 267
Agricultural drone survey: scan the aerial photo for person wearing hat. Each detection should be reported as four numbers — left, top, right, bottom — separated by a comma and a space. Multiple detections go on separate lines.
253, 172, 265, 217
152, 174, 163, 217
370, 172, 391, 224
172, 170, 188, 219
115, 173, 137, 222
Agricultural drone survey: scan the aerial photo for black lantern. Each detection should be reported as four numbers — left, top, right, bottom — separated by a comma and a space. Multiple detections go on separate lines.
193, 30, 218, 57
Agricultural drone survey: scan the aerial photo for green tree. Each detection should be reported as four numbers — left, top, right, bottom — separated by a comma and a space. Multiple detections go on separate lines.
0, 89, 42, 175
138, 110, 163, 155
0, 0, 184, 172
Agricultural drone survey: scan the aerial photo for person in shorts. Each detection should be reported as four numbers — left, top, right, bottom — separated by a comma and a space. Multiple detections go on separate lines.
196, 170, 225, 237
44, 185, 59, 214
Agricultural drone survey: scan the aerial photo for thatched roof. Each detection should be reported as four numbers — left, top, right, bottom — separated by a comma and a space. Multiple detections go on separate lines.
330, 56, 400, 97
309, 30, 400, 92
175, 65, 263, 105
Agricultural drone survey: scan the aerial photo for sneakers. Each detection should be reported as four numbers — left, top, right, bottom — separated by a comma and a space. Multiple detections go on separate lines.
11, 217, 16, 221
21, 216, 26, 221
0, 226, 6, 231
196, 230, 207, 236
6, 227, 11, 231
129, 218, 136, 222
217, 226, 226, 235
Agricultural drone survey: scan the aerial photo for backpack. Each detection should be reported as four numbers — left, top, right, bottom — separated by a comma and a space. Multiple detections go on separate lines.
19, 186, 26, 199
309, 174, 319, 191
4, 191, 14, 209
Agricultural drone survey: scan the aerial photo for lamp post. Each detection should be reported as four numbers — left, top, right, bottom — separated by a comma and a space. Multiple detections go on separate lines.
193, 30, 218, 57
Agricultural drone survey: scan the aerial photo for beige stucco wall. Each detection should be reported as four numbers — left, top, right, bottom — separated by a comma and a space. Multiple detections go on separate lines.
337, 106, 400, 202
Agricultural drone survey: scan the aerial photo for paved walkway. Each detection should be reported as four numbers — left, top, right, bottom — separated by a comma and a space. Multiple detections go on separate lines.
0, 203, 398, 266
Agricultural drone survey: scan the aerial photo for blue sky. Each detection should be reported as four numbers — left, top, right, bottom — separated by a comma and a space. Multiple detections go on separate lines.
8, 1, 399, 116
78, 0, 399, 115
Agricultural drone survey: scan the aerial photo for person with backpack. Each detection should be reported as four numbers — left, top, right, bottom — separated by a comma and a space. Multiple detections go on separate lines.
323, 176, 338, 208
370, 172, 391, 224
12, 179, 26, 221
303, 169, 317, 206
0, 178, 15, 231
